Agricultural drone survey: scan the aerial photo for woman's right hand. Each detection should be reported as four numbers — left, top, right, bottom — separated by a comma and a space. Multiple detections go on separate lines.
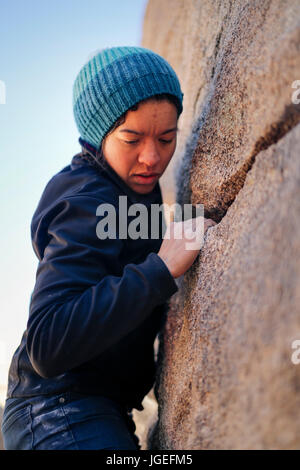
157, 216, 217, 279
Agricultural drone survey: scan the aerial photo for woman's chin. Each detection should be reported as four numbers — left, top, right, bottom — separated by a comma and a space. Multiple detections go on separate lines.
130, 183, 157, 194
125, 178, 157, 194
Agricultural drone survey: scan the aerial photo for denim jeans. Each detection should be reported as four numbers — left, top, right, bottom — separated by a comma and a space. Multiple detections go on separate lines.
1, 391, 141, 450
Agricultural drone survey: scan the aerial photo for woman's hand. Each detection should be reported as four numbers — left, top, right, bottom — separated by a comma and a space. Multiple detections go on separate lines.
157, 216, 217, 279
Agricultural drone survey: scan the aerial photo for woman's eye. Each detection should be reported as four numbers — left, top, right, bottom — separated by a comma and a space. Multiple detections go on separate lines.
124, 140, 139, 145
159, 139, 173, 144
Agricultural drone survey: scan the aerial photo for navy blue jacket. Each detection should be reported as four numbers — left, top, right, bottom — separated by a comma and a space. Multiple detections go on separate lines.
6, 150, 178, 411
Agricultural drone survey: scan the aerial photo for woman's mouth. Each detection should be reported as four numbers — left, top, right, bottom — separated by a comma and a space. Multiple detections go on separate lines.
132, 173, 160, 184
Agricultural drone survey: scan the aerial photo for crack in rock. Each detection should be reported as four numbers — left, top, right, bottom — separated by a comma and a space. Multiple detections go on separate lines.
204, 102, 300, 223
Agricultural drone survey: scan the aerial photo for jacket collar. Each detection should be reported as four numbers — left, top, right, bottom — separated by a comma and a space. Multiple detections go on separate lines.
74, 138, 163, 207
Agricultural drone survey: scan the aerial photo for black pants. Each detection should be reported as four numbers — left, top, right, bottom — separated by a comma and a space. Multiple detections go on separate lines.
1, 391, 141, 450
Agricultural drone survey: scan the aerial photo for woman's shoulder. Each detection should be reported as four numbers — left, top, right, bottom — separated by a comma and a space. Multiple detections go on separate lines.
30, 159, 125, 262
38, 154, 121, 211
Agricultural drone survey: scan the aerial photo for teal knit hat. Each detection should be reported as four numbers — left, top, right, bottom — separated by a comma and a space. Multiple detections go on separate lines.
72, 46, 184, 150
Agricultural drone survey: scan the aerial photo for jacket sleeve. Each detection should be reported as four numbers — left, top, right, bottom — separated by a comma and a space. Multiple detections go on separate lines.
26, 195, 178, 378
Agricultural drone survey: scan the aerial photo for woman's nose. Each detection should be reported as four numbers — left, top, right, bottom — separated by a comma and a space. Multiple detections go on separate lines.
137, 140, 160, 167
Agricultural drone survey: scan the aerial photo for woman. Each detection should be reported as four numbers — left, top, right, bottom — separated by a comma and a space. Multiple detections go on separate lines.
1, 46, 216, 450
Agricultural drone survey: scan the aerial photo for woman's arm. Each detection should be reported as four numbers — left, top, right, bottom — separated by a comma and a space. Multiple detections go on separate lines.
26, 195, 178, 378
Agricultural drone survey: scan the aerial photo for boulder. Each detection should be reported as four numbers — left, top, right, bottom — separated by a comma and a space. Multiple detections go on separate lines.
142, 0, 300, 449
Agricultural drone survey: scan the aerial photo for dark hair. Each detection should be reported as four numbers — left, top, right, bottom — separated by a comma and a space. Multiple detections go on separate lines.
80, 93, 181, 170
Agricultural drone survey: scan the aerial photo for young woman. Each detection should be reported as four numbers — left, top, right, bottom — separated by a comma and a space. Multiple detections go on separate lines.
1, 46, 216, 450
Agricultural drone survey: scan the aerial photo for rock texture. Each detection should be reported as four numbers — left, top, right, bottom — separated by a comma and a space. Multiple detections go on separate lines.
141, 0, 300, 450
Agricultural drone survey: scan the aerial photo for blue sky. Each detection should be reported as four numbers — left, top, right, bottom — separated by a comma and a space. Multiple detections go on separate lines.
0, 0, 148, 399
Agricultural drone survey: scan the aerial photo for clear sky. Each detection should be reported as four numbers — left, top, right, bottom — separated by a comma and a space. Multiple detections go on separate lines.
0, 0, 148, 403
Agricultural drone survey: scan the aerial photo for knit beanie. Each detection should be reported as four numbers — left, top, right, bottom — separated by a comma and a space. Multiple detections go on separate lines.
72, 46, 184, 151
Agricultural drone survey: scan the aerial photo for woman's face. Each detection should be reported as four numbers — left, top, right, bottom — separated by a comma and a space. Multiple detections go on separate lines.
102, 99, 178, 194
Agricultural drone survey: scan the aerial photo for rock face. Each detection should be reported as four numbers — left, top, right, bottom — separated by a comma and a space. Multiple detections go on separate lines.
141, 0, 300, 449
